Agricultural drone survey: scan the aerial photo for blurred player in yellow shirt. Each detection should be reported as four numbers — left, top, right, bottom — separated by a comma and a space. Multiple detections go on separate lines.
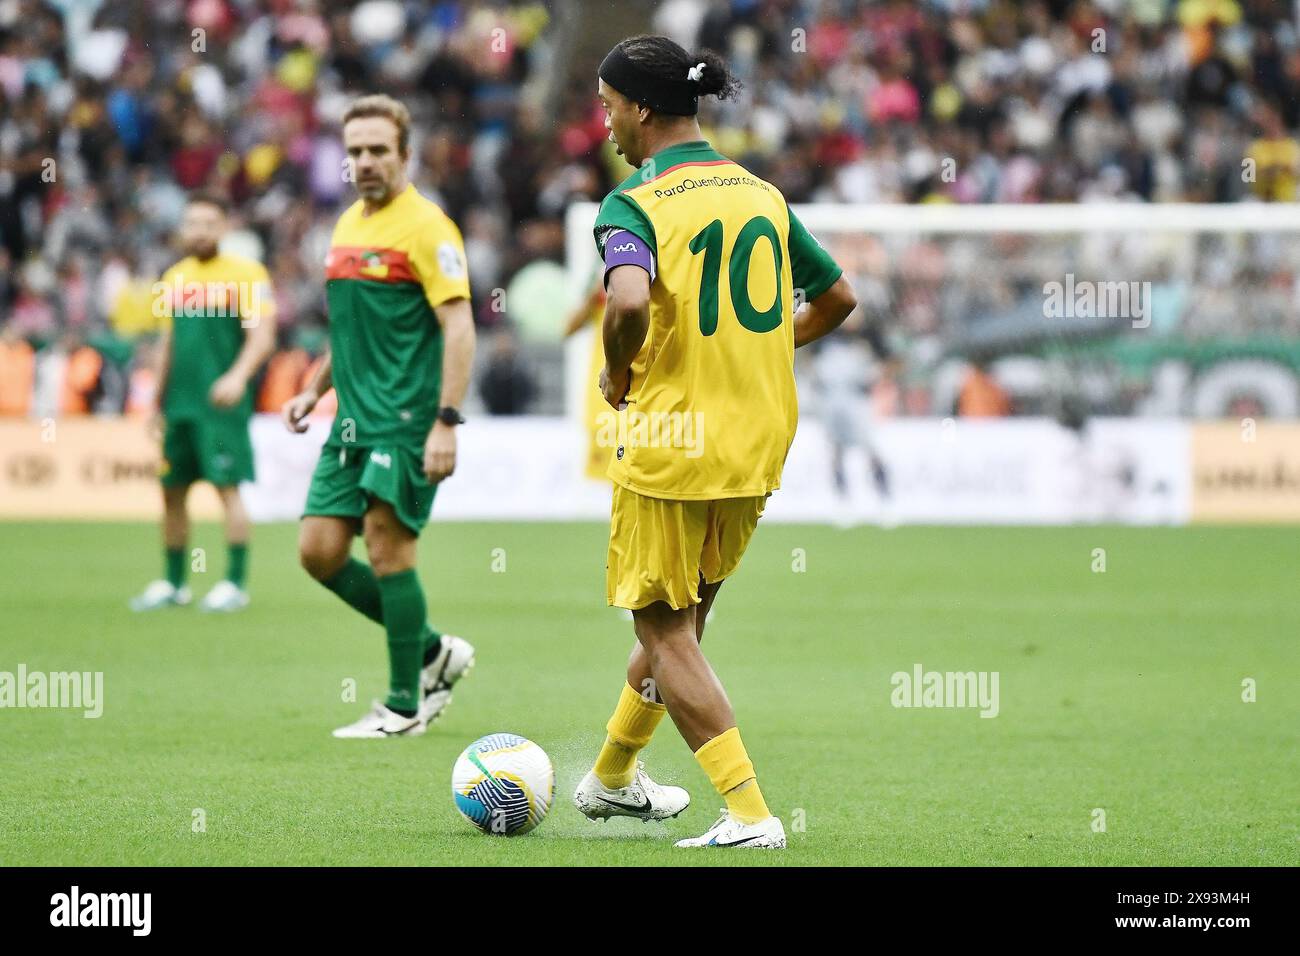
1246, 104, 1299, 202
130, 194, 276, 613
563, 270, 613, 481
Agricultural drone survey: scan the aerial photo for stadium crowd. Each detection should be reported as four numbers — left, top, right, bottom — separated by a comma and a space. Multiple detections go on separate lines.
0, 0, 1297, 419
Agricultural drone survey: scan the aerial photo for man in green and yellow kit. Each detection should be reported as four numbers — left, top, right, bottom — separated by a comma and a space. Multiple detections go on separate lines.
131, 193, 275, 613
283, 95, 478, 738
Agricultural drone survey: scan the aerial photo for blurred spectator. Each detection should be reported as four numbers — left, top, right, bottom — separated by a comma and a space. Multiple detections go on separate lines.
39, 332, 104, 416
0, 324, 35, 416
9, 269, 58, 341
478, 327, 536, 415
258, 341, 311, 414
1246, 102, 1300, 201
124, 338, 157, 417
958, 359, 1013, 418
105, 256, 162, 337
1, 0, 577, 420
2, 0, 1299, 421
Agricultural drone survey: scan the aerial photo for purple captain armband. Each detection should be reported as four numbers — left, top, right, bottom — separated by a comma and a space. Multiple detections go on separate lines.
602, 230, 656, 286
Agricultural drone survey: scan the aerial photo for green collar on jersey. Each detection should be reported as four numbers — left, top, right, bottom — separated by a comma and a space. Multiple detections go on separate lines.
614, 140, 726, 193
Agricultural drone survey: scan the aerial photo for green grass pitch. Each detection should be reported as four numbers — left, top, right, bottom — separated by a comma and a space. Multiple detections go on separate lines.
0, 521, 1295, 866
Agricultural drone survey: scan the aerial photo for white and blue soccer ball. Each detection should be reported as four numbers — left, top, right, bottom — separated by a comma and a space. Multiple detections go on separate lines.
451, 733, 555, 836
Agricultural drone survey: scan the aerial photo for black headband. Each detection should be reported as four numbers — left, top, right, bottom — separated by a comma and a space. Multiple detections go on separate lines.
599, 45, 700, 116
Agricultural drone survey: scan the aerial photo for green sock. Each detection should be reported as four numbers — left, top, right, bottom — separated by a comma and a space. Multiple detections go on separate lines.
227, 543, 248, 587
166, 548, 186, 588
322, 558, 384, 624
322, 558, 442, 657
378, 569, 426, 715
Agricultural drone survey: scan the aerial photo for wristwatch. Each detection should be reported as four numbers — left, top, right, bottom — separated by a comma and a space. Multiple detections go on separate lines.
437, 406, 466, 426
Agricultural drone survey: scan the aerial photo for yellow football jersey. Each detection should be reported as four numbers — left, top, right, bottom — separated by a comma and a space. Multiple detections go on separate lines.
1246, 136, 1299, 202
156, 252, 275, 420
593, 140, 841, 500
325, 183, 471, 445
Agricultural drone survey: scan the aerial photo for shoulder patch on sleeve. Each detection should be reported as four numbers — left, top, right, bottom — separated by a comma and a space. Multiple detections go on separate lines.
437, 240, 466, 280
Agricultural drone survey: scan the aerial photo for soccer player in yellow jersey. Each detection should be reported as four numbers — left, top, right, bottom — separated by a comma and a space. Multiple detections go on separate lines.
282, 96, 477, 738
130, 194, 275, 613
571, 37, 858, 848
563, 269, 613, 480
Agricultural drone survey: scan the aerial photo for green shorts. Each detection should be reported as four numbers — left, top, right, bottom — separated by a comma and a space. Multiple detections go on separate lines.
161, 417, 255, 488
303, 443, 437, 536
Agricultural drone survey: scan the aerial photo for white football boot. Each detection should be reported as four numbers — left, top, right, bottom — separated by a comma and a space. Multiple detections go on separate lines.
417, 634, 475, 726
574, 761, 690, 822
129, 580, 192, 612
674, 811, 787, 849
332, 700, 426, 739
198, 580, 250, 613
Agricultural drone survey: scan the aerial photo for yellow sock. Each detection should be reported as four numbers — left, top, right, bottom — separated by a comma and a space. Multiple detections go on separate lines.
593, 682, 666, 788
694, 727, 771, 824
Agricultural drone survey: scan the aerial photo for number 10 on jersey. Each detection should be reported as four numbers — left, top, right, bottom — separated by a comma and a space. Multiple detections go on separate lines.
688, 215, 785, 336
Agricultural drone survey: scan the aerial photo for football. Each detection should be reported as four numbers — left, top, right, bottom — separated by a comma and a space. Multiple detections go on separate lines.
451, 733, 556, 836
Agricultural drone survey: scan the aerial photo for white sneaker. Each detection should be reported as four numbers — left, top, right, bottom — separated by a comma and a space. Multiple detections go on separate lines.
674, 811, 787, 849
332, 700, 426, 739
129, 580, 192, 612
831, 510, 859, 530
199, 580, 249, 613
574, 761, 690, 822
417, 634, 475, 726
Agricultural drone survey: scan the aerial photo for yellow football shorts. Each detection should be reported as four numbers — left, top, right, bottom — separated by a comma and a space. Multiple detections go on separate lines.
606, 483, 768, 610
